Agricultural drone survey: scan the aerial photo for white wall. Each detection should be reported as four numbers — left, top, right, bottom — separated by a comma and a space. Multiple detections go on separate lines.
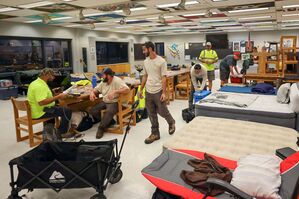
150, 30, 299, 65
0, 21, 150, 73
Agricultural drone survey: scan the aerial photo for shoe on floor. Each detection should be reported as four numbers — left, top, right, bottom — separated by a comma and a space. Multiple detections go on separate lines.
144, 134, 160, 144
96, 127, 104, 139
169, 123, 176, 135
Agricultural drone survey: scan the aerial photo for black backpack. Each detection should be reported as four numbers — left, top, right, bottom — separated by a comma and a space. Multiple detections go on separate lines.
76, 112, 93, 132
182, 108, 195, 123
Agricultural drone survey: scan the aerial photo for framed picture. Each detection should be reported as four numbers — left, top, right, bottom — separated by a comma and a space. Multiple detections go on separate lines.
233, 41, 240, 52
245, 41, 254, 52
281, 36, 296, 48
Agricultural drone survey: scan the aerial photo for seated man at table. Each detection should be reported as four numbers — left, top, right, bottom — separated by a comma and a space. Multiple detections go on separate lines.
189, 63, 207, 110
89, 68, 130, 139
27, 68, 73, 139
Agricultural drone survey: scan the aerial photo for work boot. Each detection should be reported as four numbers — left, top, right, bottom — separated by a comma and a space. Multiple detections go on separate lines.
144, 134, 160, 144
169, 123, 176, 135
96, 127, 104, 139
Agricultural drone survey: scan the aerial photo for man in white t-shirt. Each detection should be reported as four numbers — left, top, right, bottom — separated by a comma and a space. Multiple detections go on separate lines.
138, 42, 175, 144
189, 63, 207, 110
89, 68, 129, 139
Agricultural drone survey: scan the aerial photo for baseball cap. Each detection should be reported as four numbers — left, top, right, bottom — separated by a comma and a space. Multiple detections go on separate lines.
206, 42, 212, 46
101, 68, 115, 76
234, 52, 241, 58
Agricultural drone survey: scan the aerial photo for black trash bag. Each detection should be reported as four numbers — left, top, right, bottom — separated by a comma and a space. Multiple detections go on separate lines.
182, 108, 195, 123
152, 188, 181, 199
76, 112, 93, 132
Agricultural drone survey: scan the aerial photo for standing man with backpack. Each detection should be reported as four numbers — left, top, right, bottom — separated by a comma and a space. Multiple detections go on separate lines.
199, 42, 218, 91
139, 41, 176, 144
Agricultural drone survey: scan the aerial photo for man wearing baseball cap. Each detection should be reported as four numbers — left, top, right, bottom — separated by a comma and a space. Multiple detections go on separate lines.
199, 42, 218, 91
219, 52, 241, 87
89, 68, 130, 139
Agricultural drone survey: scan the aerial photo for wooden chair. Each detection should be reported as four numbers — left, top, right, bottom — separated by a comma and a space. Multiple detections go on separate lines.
101, 89, 136, 134
11, 98, 58, 147
166, 76, 175, 104
175, 73, 191, 100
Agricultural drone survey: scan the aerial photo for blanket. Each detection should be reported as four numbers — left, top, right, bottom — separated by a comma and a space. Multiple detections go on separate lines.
200, 93, 258, 108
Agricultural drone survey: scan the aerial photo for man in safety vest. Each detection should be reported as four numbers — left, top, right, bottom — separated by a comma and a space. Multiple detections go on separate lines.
199, 42, 218, 91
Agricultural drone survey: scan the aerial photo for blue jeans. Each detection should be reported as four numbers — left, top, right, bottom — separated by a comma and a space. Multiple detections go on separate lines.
41, 106, 72, 134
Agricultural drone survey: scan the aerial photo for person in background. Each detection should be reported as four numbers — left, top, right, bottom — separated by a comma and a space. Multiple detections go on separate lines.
252, 46, 259, 61
80, 59, 87, 72
189, 63, 207, 110
220, 53, 241, 87
89, 68, 130, 139
199, 42, 218, 91
139, 41, 175, 144
27, 68, 73, 139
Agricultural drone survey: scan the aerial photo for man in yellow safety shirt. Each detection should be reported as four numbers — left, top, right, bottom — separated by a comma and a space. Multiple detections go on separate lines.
199, 42, 218, 91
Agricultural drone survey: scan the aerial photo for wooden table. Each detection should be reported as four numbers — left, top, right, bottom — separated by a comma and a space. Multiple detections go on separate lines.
166, 68, 190, 77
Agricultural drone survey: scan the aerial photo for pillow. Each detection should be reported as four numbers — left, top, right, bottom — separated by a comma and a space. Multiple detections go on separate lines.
289, 83, 299, 113
276, 83, 290, 104
231, 154, 282, 199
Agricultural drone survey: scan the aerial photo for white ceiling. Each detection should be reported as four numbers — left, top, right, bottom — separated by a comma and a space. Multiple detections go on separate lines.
0, 0, 298, 35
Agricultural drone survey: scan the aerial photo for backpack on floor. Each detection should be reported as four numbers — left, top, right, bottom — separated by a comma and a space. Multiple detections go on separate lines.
182, 108, 195, 123
76, 112, 93, 132
152, 188, 181, 199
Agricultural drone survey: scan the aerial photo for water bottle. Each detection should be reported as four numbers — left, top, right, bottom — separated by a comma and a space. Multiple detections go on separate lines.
92, 75, 97, 88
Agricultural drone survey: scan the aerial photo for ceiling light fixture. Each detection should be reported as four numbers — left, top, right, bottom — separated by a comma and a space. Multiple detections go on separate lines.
177, 0, 186, 9
200, 18, 229, 23
114, 7, 147, 13
0, 7, 19, 13
65, 24, 82, 27
244, 21, 274, 26
156, 1, 198, 8
238, 16, 271, 20
182, 13, 205, 17
90, 23, 95, 29
52, 17, 72, 21
282, 13, 299, 17
282, 23, 299, 27
18, 1, 55, 9
25, 20, 42, 23
228, 7, 269, 13
79, 9, 85, 21
122, 4, 131, 15
42, 15, 51, 24
282, 19, 299, 22
282, 4, 299, 9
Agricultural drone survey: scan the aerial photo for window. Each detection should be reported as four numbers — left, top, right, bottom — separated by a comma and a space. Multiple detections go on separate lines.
0, 39, 43, 72
0, 37, 72, 73
155, 42, 165, 56
134, 44, 145, 61
96, 42, 129, 65
45, 40, 71, 68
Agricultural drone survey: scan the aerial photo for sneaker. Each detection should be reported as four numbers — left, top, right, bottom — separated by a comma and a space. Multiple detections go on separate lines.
96, 127, 104, 139
169, 123, 176, 135
144, 134, 160, 144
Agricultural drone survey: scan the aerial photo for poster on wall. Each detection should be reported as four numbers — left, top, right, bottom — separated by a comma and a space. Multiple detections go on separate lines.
240, 41, 246, 53
167, 43, 180, 59
233, 41, 240, 52
245, 41, 254, 52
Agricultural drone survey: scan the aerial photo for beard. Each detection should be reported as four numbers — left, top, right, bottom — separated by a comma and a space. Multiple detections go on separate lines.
103, 78, 108, 82
144, 52, 149, 57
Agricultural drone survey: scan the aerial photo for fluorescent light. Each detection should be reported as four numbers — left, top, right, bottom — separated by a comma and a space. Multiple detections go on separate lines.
115, 26, 133, 29
251, 25, 274, 28
63, 0, 75, 1
156, 1, 199, 8
220, 26, 244, 29
182, 13, 205, 17
0, 7, 19, 13
201, 19, 228, 23
146, 16, 174, 20
228, 7, 269, 13
213, 23, 240, 26
282, 13, 299, 17
18, 1, 55, 9
282, 23, 299, 27
244, 21, 273, 25
212, 0, 227, 1
239, 16, 271, 20
114, 7, 147, 13
25, 20, 42, 23
282, 19, 299, 22
52, 17, 72, 21
65, 24, 82, 27
283, 4, 299, 9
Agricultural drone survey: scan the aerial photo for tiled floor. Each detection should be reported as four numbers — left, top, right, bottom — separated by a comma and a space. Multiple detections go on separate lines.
0, 76, 221, 199
0, 97, 188, 199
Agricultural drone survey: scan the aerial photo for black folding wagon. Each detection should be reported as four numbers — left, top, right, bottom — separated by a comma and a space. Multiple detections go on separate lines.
8, 101, 139, 199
